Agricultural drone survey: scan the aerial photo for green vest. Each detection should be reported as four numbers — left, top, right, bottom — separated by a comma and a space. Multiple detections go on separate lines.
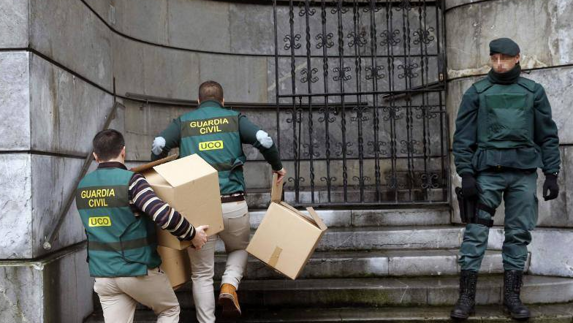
472, 77, 543, 171
179, 101, 246, 194
76, 167, 161, 277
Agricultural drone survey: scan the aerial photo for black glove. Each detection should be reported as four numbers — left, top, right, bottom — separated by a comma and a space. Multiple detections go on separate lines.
461, 173, 479, 198
543, 174, 559, 201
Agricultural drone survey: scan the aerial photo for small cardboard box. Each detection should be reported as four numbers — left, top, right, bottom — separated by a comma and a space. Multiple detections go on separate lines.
132, 154, 224, 250
246, 174, 327, 280
157, 246, 191, 290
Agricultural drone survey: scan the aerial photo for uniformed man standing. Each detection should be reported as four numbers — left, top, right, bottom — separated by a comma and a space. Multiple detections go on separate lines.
151, 80, 286, 322
451, 38, 560, 320
76, 129, 208, 323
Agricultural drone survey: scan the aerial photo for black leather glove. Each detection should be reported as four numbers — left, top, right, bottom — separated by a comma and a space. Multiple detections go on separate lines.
543, 174, 559, 201
461, 173, 479, 198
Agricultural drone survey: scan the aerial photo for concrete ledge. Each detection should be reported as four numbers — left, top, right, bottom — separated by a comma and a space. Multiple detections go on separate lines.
214, 226, 504, 253
248, 207, 450, 228
174, 275, 573, 308
86, 303, 573, 323
0, 243, 93, 323
216, 250, 528, 280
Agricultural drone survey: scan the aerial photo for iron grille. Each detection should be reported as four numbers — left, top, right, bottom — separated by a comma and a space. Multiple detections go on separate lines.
273, 0, 449, 206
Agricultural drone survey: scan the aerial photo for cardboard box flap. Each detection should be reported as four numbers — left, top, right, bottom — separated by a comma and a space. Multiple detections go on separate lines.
153, 154, 215, 188
131, 154, 178, 173
277, 202, 317, 228
270, 173, 283, 203
306, 207, 328, 231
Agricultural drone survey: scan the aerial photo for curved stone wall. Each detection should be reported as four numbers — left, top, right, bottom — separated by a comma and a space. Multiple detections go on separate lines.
99, 0, 276, 55
0, 0, 284, 260
446, 0, 573, 77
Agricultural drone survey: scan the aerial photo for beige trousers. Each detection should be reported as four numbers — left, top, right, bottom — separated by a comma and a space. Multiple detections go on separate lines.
187, 200, 250, 323
94, 267, 180, 323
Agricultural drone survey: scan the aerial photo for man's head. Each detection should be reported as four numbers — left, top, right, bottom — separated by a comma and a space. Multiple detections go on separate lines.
198, 80, 224, 105
92, 129, 126, 163
489, 38, 520, 73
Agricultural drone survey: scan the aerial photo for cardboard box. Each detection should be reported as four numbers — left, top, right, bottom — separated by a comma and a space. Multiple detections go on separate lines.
132, 154, 224, 250
246, 174, 327, 280
157, 246, 191, 290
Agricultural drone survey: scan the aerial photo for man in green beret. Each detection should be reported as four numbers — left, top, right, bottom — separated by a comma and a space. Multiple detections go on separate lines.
450, 38, 560, 320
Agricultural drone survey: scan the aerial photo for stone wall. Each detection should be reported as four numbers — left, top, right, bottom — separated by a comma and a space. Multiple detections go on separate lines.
0, 0, 119, 321
445, 0, 573, 276
0, 244, 92, 323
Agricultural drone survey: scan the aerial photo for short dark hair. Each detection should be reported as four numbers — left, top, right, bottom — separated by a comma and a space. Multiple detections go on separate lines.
92, 129, 125, 161
199, 81, 224, 103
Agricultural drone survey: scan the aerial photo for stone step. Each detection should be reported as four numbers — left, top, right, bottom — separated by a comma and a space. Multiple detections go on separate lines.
215, 225, 505, 253
245, 188, 448, 209
215, 250, 529, 279
85, 302, 573, 323
173, 275, 573, 308
247, 207, 451, 229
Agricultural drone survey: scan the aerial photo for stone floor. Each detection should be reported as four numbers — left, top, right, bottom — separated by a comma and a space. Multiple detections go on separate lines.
85, 302, 573, 322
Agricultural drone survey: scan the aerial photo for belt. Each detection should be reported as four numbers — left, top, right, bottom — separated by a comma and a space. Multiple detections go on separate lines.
221, 192, 245, 203
489, 166, 536, 174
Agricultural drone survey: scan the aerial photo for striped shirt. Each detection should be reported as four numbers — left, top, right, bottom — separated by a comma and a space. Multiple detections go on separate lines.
98, 162, 196, 241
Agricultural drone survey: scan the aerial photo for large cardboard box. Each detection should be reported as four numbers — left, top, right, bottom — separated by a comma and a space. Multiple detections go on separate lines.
132, 154, 224, 250
157, 246, 191, 290
246, 174, 327, 280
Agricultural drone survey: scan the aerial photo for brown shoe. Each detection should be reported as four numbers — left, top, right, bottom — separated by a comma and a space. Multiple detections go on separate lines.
218, 283, 241, 317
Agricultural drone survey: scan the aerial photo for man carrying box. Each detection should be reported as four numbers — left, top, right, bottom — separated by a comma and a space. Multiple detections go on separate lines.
151, 80, 286, 322
76, 129, 209, 323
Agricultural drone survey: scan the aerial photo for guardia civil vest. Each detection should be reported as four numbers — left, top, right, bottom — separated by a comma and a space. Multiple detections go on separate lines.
76, 167, 161, 277
471, 77, 543, 170
179, 101, 246, 194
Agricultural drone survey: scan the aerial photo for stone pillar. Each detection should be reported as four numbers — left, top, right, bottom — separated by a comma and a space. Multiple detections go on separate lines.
0, 0, 121, 321
446, 0, 573, 276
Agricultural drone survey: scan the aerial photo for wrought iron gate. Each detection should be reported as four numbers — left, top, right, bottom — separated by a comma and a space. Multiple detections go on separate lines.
273, 0, 448, 206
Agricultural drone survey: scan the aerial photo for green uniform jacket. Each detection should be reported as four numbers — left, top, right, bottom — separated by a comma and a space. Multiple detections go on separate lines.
453, 76, 560, 176
152, 100, 283, 194
76, 167, 161, 277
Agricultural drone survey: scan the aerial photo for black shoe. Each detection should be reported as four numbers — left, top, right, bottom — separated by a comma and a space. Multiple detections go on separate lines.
503, 270, 531, 320
450, 270, 478, 320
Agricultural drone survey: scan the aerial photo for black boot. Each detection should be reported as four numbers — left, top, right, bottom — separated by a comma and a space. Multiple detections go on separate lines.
503, 270, 531, 320
450, 270, 478, 320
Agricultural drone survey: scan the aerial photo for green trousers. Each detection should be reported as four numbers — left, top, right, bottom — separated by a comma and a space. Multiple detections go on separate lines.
458, 169, 538, 272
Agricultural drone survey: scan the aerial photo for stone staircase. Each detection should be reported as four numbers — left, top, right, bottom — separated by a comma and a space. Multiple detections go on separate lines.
85, 204, 573, 322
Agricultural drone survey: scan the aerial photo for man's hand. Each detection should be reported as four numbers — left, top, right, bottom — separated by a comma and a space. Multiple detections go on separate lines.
191, 225, 209, 250
274, 168, 287, 183
461, 173, 479, 197
543, 174, 559, 201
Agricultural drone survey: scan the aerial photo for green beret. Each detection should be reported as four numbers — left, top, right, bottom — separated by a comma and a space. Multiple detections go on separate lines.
489, 38, 520, 56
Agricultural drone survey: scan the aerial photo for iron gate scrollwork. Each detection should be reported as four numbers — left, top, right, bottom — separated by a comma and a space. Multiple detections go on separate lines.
273, 0, 449, 206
